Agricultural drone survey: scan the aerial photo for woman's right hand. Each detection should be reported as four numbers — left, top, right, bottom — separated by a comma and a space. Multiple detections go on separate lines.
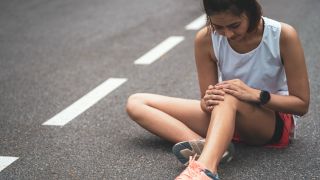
203, 85, 225, 112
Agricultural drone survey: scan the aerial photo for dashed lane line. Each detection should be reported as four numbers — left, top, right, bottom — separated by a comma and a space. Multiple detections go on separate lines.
185, 14, 206, 30
0, 12, 208, 177
0, 156, 19, 172
42, 78, 127, 126
134, 36, 185, 65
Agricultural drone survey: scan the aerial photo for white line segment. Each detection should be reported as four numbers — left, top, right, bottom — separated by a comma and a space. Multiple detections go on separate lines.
134, 36, 185, 65
42, 78, 127, 126
0, 156, 19, 172
185, 14, 206, 30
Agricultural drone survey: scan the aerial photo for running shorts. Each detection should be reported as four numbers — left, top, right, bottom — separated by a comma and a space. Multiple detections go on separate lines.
232, 112, 295, 148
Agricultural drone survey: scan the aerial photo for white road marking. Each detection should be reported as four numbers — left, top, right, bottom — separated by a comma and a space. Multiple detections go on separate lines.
42, 78, 127, 126
185, 14, 206, 30
134, 36, 185, 65
0, 156, 19, 172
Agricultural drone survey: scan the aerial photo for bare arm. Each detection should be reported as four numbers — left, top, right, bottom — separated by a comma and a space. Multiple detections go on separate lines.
264, 23, 310, 115
194, 27, 220, 113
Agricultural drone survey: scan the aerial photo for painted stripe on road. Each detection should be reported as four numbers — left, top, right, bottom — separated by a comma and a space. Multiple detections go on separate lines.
185, 14, 206, 30
42, 78, 127, 126
0, 156, 19, 172
134, 36, 185, 65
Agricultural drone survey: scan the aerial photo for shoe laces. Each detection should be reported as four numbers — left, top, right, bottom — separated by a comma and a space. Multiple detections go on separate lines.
176, 155, 209, 180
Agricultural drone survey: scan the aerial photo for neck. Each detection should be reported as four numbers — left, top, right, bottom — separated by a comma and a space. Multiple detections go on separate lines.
240, 18, 264, 43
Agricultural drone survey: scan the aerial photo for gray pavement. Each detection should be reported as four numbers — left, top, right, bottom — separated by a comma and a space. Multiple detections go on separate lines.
0, 0, 319, 179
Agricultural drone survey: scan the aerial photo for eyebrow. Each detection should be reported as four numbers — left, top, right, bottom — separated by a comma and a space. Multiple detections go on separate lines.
211, 22, 240, 27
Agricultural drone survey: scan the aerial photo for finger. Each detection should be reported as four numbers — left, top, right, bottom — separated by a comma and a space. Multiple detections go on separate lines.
206, 99, 220, 106
203, 93, 212, 100
208, 86, 225, 94
222, 83, 237, 91
214, 84, 224, 90
210, 94, 225, 101
206, 90, 212, 95
206, 88, 214, 94
205, 94, 224, 101
206, 89, 216, 95
212, 89, 225, 96
216, 82, 234, 89
203, 95, 214, 101
206, 105, 214, 112
223, 88, 238, 96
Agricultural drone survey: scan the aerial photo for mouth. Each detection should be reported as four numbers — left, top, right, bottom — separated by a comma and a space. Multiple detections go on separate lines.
229, 35, 242, 41
229, 36, 238, 41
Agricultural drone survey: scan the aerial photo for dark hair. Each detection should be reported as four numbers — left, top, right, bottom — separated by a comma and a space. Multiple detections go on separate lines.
203, 0, 262, 32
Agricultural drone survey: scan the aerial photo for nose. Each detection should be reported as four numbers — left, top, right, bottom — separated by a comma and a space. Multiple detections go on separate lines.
224, 29, 234, 39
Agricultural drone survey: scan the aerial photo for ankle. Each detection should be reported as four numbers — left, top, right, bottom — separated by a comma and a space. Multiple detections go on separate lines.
197, 159, 218, 174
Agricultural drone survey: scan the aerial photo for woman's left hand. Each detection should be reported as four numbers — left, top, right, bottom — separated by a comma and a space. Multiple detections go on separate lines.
216, 79, 258, 102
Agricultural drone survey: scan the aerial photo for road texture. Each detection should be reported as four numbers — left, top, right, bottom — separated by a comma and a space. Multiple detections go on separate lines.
0, 0, 319, 179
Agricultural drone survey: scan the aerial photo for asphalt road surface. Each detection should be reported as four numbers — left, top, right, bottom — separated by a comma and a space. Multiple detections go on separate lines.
0, 0, 319, 179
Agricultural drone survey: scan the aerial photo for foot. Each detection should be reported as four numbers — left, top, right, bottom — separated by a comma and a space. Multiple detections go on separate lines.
172, 139, 235, 166
175, 156, 219, 180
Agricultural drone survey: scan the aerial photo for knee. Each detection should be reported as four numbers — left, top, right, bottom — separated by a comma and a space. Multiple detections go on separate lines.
126, 93, 147, 120
219, 94, 240, 110
223, 94, 255, 114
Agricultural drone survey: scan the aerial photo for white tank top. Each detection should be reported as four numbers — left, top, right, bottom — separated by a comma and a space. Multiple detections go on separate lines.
211, 17, 288, 95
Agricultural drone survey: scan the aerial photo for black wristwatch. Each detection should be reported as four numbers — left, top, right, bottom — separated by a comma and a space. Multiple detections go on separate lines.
259, 90, 270, 105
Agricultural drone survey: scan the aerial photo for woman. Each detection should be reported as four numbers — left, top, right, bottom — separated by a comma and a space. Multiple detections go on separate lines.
126, 0, 309, 179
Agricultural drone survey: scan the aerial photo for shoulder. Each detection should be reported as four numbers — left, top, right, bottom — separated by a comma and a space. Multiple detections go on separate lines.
194, 26, 216, 61
195, 26, 212, 47
280, 23, 300, 47
279, 22, 305, 64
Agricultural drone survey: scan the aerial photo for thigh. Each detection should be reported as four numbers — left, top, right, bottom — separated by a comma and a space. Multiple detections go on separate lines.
136, 93, 211, 137
235, 101, 276, 145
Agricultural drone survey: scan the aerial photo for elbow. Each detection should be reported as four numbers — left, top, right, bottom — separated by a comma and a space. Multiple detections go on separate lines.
297, 109, 308, 116
300, 108, 309, 116
297, 102, 309, 116
293, 95, 310, 116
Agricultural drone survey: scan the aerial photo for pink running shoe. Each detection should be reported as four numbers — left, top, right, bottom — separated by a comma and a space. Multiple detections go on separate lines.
175, 156, 219, 180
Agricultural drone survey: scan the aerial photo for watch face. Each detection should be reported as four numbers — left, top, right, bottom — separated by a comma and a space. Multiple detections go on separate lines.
260, 90, 270, 104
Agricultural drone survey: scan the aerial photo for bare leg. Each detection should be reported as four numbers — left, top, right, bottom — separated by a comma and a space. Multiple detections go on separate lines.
126, 93, 211, 143
198, 94, 276, 173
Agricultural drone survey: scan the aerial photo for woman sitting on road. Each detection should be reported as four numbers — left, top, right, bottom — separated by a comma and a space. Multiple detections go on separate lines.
126, 0, 309, 179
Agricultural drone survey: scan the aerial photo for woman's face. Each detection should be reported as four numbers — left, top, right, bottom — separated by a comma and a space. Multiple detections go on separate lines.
210, 11, 250, 42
